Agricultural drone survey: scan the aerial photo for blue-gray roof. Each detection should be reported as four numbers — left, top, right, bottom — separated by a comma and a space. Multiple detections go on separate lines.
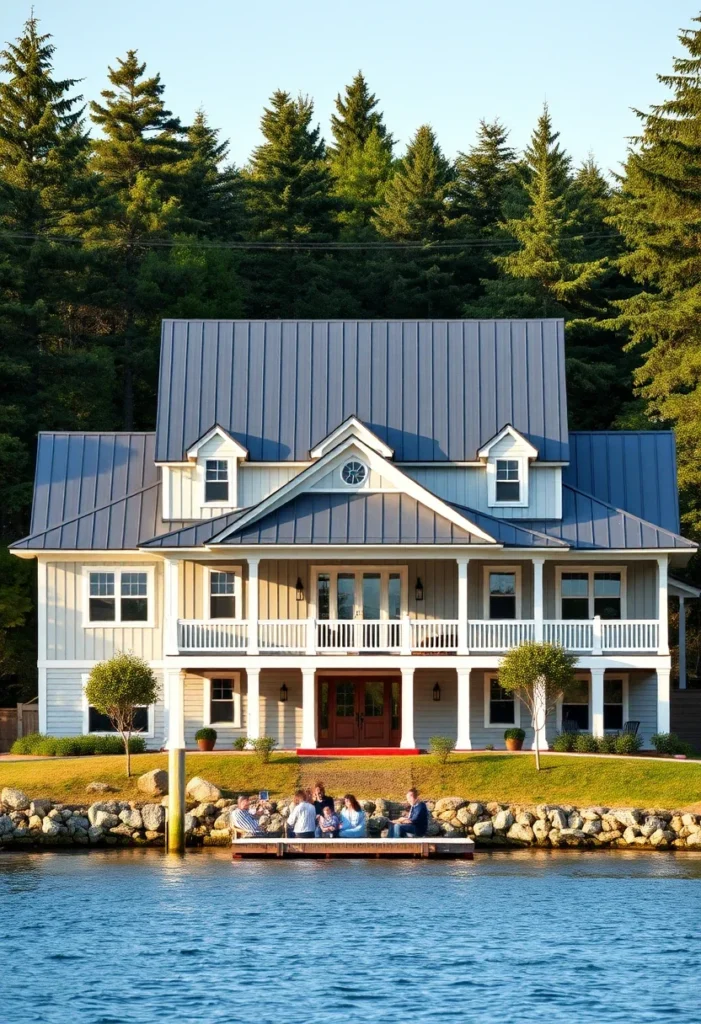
521, 486, 695, 550
12, 433, 187, 551
141, 510, 246, 549
565, 431, 680, 533
447, 503, 567, 548
156, 319, 569, 464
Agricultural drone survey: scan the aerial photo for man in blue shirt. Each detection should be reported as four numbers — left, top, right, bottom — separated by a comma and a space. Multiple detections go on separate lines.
386, 789, 429, 839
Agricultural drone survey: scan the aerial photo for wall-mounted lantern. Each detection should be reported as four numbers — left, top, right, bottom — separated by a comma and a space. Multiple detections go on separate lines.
279, 683, 289, 703
415, 577, 424, 601
432, 682, 441, 702
295, 577, 305, 602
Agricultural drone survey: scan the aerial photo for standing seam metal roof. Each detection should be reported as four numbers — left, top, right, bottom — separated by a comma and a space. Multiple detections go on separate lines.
155, 319, 569, 464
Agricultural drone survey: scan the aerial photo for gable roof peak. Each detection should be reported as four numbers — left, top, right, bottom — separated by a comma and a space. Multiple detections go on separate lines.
184, 424, 248, 463
477, 424, 539, 460
310, 416, 394, 459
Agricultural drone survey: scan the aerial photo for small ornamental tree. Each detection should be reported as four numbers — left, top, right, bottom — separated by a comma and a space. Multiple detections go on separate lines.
84, 652, 159, 777
498, 642, 577, 770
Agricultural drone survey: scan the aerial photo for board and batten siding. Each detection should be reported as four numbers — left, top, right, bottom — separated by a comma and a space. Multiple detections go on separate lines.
542, 561, 658, 619
405, 466, 561, 519
46, 562, 164, 661
167, 462, 299, 519
46, 668, 164, 748
628, 671, 658, 748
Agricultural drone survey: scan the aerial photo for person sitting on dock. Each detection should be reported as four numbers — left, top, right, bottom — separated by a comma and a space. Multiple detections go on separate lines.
317, 804, 342, 838
286, 790, 317, 838
339, 794, 367, 838
230, 795, 265, 838
312, 781, 335, 837
386, 789, 428, 839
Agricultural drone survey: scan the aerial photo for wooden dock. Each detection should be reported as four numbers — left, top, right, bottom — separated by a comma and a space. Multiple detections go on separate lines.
231, 837, 474, 860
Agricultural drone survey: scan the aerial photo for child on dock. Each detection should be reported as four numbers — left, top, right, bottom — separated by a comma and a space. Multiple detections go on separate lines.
317, 804, 342, 838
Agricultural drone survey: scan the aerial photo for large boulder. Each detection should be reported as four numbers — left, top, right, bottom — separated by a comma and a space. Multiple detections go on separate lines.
86, 782, 117, 795
0, 815, 15, 836
119, 807, 144, 830
42, 817, 62, 836
612, 808, 643, 829
473, 820, 493, 838
29, 799, 51, 818
137, 769, 168, 798
93, 810, 120, 829
433, 797, 467, 815
1, 787, 30, 811
492, 809, 514, 832
185, 777, 221, 803
548, 808, 568, 830
141, 803, 166, 832
507, 823, 535, 844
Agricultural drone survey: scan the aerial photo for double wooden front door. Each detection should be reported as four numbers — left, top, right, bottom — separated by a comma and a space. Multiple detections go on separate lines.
319, 677, 401, 747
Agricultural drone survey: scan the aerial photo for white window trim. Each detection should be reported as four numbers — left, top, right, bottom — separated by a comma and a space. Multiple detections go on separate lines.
340, 458, 369, 488
603, 673, 629, 733
310, 565, 408, 619
486, 456, 529, 508
203, 565, 243, 622
482, 565, 523, 619
203, 672, 242, 728
81, 673, 155, 738
199, 456, 238, 509
82, 566, 155, 629
555, 566, 628, 619
483, 675, 521, 729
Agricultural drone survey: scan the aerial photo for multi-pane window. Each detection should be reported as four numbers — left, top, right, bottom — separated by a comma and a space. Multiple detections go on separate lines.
562, 679, 589, 731
561, 573, 589, 619
594, 573, 621, 619
210, 678, 235, 723
205, 459, 229, 503
495, 459, 520, 502
88, 570, 149, 624
560, 569, 622, 619
89, 706, 148, 733
488, 679, 516, 725
489, 572, 517, 619
604, 678, 624, 731
209, 570, 237, 619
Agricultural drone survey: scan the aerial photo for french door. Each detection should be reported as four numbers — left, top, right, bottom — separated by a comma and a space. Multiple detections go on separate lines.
319, 678, 401, 747
313, 566, 407, 650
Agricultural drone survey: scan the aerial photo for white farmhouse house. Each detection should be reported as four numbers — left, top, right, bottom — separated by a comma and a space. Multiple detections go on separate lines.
11, 319, 698, 752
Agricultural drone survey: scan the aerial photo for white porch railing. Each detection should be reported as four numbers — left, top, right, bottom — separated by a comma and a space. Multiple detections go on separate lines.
468, 620, 535, 651
175, 618, 662, 654
177, 620, 248, 651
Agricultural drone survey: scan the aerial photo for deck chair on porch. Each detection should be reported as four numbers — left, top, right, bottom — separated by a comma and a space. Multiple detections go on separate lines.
622, 721, 640, 736
561, 718, 579, 734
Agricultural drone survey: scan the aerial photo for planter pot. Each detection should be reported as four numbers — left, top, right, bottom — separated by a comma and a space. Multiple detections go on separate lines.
197, 739, 215, 751
505, 738, 523, 751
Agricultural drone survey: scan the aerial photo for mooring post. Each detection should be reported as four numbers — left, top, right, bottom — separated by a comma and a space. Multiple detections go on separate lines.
166, 668, 186, 854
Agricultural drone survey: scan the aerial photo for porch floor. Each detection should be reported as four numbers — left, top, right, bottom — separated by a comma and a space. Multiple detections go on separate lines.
297, 747, 420, 757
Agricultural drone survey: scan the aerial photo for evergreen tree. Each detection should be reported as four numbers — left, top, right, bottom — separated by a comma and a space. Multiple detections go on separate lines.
611, 16, 701, 533
374, 124, 451, 240
178, 108, 243, 237
333, 127, 393, 236
328, 71, 393, 164
450, 119, 516, 233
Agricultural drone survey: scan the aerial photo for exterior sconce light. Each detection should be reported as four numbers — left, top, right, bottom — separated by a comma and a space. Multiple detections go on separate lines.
279, 683, 289, 703
415, 577, 424, 601
432, 682, 441, 702
295, 577, 305, 602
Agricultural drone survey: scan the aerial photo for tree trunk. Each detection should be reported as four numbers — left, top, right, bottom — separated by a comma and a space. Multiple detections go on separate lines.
534, 721, 541, 771
124, 731, 131, 777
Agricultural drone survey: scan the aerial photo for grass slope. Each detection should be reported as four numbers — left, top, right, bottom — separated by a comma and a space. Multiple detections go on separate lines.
2, 752, 701, 808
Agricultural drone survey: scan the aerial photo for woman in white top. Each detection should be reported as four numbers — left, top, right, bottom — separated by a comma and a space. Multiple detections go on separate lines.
286, 790, 317, 838
339, 794, 367, 838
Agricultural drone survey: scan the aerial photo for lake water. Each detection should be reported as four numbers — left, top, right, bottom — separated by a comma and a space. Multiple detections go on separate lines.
2, 849, 701, 1024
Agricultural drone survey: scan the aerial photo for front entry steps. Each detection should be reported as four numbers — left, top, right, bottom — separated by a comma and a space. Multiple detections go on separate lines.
296, 747, 420, 756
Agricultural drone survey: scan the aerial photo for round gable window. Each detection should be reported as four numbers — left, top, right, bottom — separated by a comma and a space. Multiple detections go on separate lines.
341, 459, 367, 486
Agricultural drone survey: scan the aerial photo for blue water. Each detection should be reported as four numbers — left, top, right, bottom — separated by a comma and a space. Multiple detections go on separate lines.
2, 849, 701, 1024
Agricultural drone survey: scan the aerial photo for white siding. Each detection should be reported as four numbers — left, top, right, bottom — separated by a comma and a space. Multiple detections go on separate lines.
239, 465, 300, 507
46, 562, 164, 661
628, 671, 658, 748
310, 466, 395, 490
406, 465, 561, 519
184, 670, 302, 749
46, 668, 163, 749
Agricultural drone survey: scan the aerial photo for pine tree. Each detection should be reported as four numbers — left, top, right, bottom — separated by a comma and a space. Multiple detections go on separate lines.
333, 127, 393, 236
374, 124, 452, 240
328, 71, 393, 164
450, 119, 516, 234
610, 17, 701, 533
177, 108, 243, 237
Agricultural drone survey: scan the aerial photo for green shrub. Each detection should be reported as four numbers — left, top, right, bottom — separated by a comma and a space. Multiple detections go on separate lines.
10, 732, 46, 754
9, 732, 145, 757
233, 736, 248, 751
574, 733, 599, 754
615, 732, 643, 754
484, 744, 494, 751
428, 735, 456, 764
195, 727, 217, 743
503, 727, 526, 741
596, 734, 618, 754
650, 732, 693, 757
250, 736, 277, 763
552, 731, 577, 752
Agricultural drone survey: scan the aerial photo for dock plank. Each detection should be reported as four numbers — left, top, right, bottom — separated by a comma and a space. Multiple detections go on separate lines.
231, 837, 474, 860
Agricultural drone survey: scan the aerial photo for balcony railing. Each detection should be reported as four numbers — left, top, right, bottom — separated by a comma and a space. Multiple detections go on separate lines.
176, 617, 661, 654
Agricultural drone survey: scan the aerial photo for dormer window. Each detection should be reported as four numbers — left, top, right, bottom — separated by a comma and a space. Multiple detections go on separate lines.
205, 459, 229, 503
495, 459, 520, 503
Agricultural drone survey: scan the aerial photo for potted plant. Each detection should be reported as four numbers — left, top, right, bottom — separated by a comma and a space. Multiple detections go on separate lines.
195, 727, 217, 752
504, 727, 525, 752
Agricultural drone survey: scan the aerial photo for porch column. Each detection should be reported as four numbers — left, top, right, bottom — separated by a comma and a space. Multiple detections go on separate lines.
400, 667, 416, 749
247, 557, 260, 655
679, 597, 687, 689
166, 669, 185, 854
457, 556, 470, 655
532, 557, 544, 642
301, 668, 317, 749
591, 666, 605, 738
163, 557, 180, 656
657, 555, 669, 656
456, 667, 472, 750
657, 666, 671, 735
246, 667, 261, 742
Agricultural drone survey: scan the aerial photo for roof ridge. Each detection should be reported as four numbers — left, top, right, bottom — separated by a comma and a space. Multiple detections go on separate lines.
36, 430, 156, 437
562, 483, 695, 545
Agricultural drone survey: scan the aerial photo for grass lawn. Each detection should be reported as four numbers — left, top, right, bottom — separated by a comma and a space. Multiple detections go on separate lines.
2, 751, 701, 808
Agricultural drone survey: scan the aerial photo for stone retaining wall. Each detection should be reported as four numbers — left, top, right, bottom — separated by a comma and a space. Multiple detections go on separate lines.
2, 785, 701, 851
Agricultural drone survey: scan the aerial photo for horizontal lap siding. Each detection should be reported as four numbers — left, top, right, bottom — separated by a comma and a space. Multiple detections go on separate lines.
46, 668, 163, 749
47, 562, 163, 661
628, 671, 658, 748
184, 670, 302, 748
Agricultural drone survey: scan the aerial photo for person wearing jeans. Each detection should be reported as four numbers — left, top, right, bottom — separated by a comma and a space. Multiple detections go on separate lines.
386, 789, 428, 839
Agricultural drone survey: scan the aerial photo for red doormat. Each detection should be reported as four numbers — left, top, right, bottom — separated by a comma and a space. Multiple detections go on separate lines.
296, 748, 421, 756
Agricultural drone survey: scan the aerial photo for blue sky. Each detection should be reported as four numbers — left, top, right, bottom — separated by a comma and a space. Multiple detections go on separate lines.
3, 1, 697, 173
